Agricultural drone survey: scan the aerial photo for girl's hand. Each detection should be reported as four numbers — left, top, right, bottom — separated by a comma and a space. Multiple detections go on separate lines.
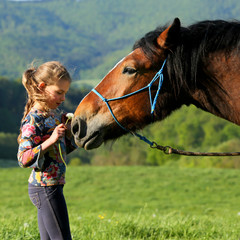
41, 124, 67, 152
49, 123, 67, 144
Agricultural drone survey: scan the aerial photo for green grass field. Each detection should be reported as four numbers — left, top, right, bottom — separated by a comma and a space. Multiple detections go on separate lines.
1, 166, 240, 239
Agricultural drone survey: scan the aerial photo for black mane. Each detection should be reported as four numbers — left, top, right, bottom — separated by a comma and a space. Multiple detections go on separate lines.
133, 19, 240, 113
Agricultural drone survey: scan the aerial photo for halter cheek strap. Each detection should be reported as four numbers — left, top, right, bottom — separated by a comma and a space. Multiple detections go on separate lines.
91, 59, 167, 146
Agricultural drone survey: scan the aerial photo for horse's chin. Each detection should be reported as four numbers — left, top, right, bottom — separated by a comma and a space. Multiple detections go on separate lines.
75, 133, 104, 150
86, 134, 104, 150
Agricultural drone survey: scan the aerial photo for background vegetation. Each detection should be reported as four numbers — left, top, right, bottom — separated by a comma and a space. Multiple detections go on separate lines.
1, 1, 240, 239
1, 0, 240, 168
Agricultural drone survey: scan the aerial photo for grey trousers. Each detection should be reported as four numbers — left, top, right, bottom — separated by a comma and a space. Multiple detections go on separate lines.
28, 183, 72, 240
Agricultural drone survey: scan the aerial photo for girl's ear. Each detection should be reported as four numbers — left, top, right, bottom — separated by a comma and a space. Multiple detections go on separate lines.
38, 82, 46, 91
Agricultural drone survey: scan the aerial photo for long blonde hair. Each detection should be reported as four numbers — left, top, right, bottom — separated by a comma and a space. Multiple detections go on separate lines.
18, 61, 71, 143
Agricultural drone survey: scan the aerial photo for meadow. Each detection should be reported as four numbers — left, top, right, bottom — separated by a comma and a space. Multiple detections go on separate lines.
1, 165, 240, 239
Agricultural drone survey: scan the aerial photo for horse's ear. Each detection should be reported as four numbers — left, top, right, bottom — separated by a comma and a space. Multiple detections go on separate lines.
157, 18, 181, 50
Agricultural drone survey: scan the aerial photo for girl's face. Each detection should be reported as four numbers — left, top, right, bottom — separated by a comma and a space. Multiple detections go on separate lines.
44, 79, 70, 109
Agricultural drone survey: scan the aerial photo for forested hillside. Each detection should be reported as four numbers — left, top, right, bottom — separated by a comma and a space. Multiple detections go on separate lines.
1, 0, 240, 79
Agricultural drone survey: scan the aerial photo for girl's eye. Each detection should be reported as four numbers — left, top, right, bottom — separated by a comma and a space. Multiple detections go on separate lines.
122, 67, 137, 75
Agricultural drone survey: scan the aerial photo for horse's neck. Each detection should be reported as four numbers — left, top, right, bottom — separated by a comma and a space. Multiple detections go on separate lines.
190, 53, 240, 125
191, 89, 240, 125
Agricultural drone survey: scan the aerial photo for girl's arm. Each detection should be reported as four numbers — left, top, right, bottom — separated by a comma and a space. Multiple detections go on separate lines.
18, 115, 66, 169
17, 120, 43, 169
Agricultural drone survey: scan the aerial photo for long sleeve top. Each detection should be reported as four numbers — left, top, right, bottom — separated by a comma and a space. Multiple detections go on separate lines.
17, 108, 77, 186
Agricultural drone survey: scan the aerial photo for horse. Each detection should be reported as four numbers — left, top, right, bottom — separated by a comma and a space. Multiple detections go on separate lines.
71, 18, 240, 150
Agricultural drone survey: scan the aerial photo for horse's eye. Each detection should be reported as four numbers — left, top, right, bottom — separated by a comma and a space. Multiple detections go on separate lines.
122, 67, 137, 75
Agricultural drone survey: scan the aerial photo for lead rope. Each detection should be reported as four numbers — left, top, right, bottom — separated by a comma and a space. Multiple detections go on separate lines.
129, 132, 240, 156
150, 141, 240, 156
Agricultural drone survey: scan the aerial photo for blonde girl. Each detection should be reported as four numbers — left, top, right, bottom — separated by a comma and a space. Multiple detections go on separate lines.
17, 61, 77, 240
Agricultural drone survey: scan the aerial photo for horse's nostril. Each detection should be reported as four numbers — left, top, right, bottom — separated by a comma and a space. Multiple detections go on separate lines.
71, 118, 80, 137
71, 117, 86, 139
72, 123, 78, 135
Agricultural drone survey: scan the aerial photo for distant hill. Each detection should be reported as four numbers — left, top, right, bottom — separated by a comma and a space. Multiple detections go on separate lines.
1, 0, 240, 80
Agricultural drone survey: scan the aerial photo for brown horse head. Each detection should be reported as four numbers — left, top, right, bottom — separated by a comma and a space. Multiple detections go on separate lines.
72, 18, 240, 149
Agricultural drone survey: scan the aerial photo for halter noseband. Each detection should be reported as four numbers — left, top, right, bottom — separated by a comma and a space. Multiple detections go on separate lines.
91, 59, 167, 146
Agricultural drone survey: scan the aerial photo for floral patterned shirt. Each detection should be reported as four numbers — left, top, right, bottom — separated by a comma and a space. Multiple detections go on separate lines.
17, 108, 77, 186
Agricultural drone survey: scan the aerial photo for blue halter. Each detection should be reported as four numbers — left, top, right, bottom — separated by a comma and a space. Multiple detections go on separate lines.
92, 59, 167, 146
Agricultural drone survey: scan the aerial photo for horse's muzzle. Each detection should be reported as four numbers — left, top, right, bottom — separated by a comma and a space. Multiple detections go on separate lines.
71, 116, 104, 149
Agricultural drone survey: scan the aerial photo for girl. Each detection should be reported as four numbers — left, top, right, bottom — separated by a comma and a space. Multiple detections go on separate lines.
17, 61, 77, 240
